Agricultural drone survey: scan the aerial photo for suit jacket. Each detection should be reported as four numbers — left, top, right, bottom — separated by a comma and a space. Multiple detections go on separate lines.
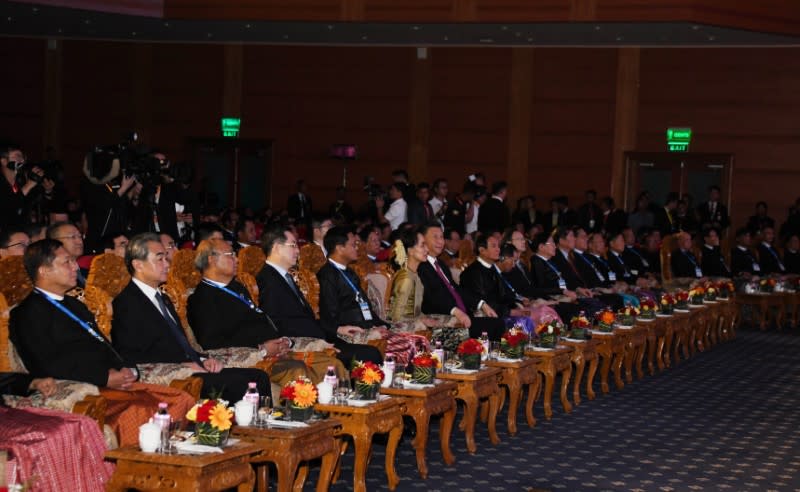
406, 197, 433, 225
697, 201, 730, 230
550, 249, 587, 290
459, 260, 516, 317
418, 259, 476, 315
287, 193, 313, 222
0, 372, 35, 397
654, 207, 677, 236
573, 251, 608, 288
317, 261, 386, 332
578, 203, 603, 233
478, 197, 510, 233
785, 250, 800, 275
256, 264, 329, 340
608, 251, 636, 284
602, 209, 628, 235
503, 262, 537, 298
112, 282, 202, 365
671, 249, 703, 278
10, 292, 128, 387
622, 246, 649, 277
529, 255, 569, 297
188, 280, 281, 350
731, 246, 760, 277
701, 245, 731, 277
757, 243, 786, 275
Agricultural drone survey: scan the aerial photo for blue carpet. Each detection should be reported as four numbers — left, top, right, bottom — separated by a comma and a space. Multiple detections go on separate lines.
299, 328, 800, 491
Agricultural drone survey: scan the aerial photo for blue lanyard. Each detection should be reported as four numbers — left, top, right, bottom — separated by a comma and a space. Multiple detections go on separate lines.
626, 246, 645, 261
682, 250, 698, 267
592, 254, 611, 268
332, 262, 364, 300
495, 265, 520, 298
577, 252, 601, 273
544, 260, 564, 279
202, 279, 263, 313
36, 290, 124, 362
765, 246, 784, 267
612, 253, 631, 276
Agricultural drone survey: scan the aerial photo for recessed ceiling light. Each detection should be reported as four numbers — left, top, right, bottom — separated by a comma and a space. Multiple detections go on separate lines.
207, 33, 213, 38
245, 24, 251, 28
594, 25, 601, 31
708, 35, 716, 41
6, 16, 11, 21
131, 31, 137, 36
32, 7, 38, 12
283, 35, 289, 39
692, 25, 700, 30
164, 22, 169, 27
361, 36, 368, 40
327, 25, 334, 30
84, 19, 90, 24
500, 26, 508, 31
443, 36, 449, 41
616, 36, 623, 41
412, 26, 420, 31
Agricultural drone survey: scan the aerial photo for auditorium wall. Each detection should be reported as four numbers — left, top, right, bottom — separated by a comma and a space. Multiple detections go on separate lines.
0, 37, 798, 230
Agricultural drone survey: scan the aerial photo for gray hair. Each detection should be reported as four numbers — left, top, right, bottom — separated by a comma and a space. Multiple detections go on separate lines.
125, 232, 161, 274
194, 238, 228, 272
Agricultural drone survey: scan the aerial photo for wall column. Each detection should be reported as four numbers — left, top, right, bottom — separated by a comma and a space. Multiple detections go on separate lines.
611, 47, 640, 206
42, 39, 62, 157
222, 44, 244, 121
408, 49, 431, 183
506, 48, 534, 203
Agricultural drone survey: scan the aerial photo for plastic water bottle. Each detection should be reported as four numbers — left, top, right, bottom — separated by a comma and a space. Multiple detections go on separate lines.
324, 365, 338, 388
154, 402, 171, 430
382, 353, 395, 388
433, 341, 445, 368
480, 332, 490, 361
244, 382, 260, 413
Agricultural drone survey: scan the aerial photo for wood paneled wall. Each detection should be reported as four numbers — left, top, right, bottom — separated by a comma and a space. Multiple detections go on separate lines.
2, 38, 800, 230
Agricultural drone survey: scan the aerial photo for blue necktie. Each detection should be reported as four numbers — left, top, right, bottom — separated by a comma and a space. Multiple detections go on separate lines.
156, 292, 203, 365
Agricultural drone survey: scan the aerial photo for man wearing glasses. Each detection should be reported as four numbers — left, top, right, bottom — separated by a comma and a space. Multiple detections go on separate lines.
46, 222, 86, 287
0, 228, 30, 257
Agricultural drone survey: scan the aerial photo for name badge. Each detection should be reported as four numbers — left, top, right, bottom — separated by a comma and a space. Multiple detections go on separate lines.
589, 219, 596, 229
558, 278, 567, 290
695, 268, 703, 278
752, 263, 761, 272
642, 259, 650, 268
608, 272, 617, 282
630, 270, 638, 276
595, 271, 605, 282
358, 299, 373, 321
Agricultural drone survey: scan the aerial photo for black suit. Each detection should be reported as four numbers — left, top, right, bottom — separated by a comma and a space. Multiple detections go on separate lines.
784, 250, 800, 275
731, 247, 761, 277
550, 250, 587, 290
608, 251, 636, 284
317, 262, 387, 331
622, 246, 649, 277
654, 207, 677, 236
701, 245, 731, 278
188, 280, 281, 350
503, 262, 537, 298
406, 197, 433, 225
573, 251, 608, 289
417, 258, 505, 340
0, 372, 36, 397
578, 203, 603, 233
671, 249, 703, 278
287, 193, 313, 223
459, 260, 517, 318
529, 255, 568, 297
478, 197, 510, 233
757, 243, 786, 275
10, 291, 131, 387
112, 282, 269, 403
697, 201, 730, 230
256, 263, 381, 365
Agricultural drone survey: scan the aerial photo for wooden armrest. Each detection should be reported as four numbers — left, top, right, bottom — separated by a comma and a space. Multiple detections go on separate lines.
169, 377, 203, 400
71, 394, 107, 430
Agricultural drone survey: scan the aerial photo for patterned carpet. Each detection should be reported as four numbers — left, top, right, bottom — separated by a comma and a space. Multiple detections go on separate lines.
300, 327, 800, 491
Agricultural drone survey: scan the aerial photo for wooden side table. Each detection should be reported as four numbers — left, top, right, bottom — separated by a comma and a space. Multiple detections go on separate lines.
642, 317, 668, 375
588, 331, 625, 394
558, 338, 599, 406
484, 358, 540, 435
232, 419, 341, 492
736, 292, 786, 330
617, 324, 647, 383
525, 346, 573, 419
315, 397, 404, 492
671, 310, 692, 363
105, 442, 259, 492
380, 381, 457, 478
436, 367, 502, 454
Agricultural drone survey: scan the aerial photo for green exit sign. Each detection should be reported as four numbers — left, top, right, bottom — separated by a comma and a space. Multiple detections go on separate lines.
666, 127, 691, 152
221, 117, 241, 138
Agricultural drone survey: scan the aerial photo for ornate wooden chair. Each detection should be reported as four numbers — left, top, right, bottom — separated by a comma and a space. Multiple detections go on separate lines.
660, 234, 677, 284
86, 253, 130, 298
299, 243, 326, 274
168, 249, 201, 290
237, 271, 260, 306
237, 246, 266, 279
291, 267, 320, 318
0, 256, 33, 307
520, 247, 533, 271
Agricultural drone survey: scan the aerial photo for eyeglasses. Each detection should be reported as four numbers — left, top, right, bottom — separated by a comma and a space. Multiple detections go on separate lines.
163, 243, 176, 250
213, 251, 236, 258
281, 242, 299, 249
55, 234, 82, 241
5, 241, 29, 249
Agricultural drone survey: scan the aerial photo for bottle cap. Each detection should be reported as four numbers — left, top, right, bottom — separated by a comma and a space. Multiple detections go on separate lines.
158, 402, 168, 409
327, 365, 335, 371
248, 382, 257, 388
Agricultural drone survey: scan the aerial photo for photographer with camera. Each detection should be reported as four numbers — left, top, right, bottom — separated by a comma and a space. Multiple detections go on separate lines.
1, 145, 55, 229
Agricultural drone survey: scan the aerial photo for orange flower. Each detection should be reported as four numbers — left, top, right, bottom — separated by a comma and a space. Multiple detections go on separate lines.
599, 311, 615, 325
208, 403, 233, 431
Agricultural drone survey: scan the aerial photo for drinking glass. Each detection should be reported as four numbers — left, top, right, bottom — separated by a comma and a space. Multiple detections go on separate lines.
489, 341, 501, 360
335, 380, 351, 405
257, 396, 272, 427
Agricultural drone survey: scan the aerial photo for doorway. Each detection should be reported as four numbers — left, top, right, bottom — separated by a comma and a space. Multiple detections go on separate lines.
187, 138, 273, 213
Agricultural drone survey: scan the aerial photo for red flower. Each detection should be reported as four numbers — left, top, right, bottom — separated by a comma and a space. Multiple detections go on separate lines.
195, 399, 216, 423
457, 338, 485, 355
412, 353, 439, 368
501, 329, 528, 347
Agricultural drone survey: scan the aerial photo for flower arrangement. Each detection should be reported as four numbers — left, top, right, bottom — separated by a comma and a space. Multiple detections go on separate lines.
351, 361, 385, 399
411, 352, 440, 384
501, 326, 529, 358
716, 280, 735, 299
280, 376, 318, 420
760, 278, 777, 293
457, 338, 485, 369
659, 293, 676, 315
568, 312, 591, 339
596, 309, 616, 332
638, 297, 657, 319
704, 285, 718, 301
616, 303, 640, 326
186, 399, 233, 445
534, 318, 563, 348
674, 290, 690, 310
688, 286, 705, 305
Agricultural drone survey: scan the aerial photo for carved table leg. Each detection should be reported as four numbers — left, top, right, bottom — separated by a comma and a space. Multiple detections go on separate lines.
623, 346, 634, 384
274, 455, 300, 492
599, 351, 611, 394
572, 357, 585, 406
487, 391, 500, 445
542, 367, 556, 419
352, 432, 373, 492
656, 334, 666, 371
294, 465, 309, 492
635, 343, 645, 379
505, 375, 522, 435
256, 464, 269, 492
238, 467, 257, 492
385, 424, 402, 490
440, 404, 456, 465
647, 336, 656, 376
585, 357, 598, 400
559, 366, 572, 414
612, 350, 625, 390
410, 413, 430, 479
524, 375, 539, 428
664, 326, 674, 368
316, 445, 339, 492
460, 393, 479, 454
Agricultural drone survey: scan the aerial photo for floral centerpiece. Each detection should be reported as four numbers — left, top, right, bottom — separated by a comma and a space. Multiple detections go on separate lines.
280, 376, 318, 420
350, 361, 384, 400
760, 278, 777, 293
457, 338, 485, 369
500, 326, 529, 358
534, 318, 562, 348
568, 312, 591, 339
688, 286, 705, 305
616, 303, 640, 326
410, 352, 440, 384
638, 297, 657, 319
596, 309, 616, 332
674, 290, 690, 310
704, 284, 718, 301
659, 293, 676, 315
186, 399, 233, 445
716, 280, 735, 299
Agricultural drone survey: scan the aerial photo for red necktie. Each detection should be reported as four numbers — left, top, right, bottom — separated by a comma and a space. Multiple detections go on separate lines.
433, 260, 467, 313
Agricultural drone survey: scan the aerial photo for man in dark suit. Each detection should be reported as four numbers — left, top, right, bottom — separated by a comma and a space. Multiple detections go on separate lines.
756, 226, 786, 275
287, 179, 313, 230
696, 185, 730, 232
478, 181, 510, 234
527, 232, 581, 321
671, 232, 704, 279
621, 227, 651, 278
256, 226, 382, 365
406, 182, 435, 225
417, 222, 505, 340
112, 233, 269, 403
46, 222, 87, 287
600, 196, 628, 235
700, 227, 731, 277
607, 232, 638, 285
459, 235, 519, 319
0, 373, 56, 398
577, 190, 603, 233
730, 227, 761, 277
654, 192, 679, 237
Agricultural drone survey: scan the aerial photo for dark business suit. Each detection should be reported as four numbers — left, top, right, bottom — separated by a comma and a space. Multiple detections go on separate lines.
459, 260, 517, 318
731, 246, 761, 277
287, 193, 313, 223
578, 203, 603, 233
317, 261, 387, 331
417, 258, 505, 340
528, 255, 582, 320
701, 245, 731, 278
784, 249, 800, 275
257, 263, 381, 365
478, 197, 510, 233
671, 249, 703, 278
550, 250, 587, 290
112, 281, 269, 403
757, 243, 786, 275
188, 279, 281, 350
622, 246, 650, 277
608, 251, 636, 284
654, 207, 677, 236
0, 372, 35, 397
10, 291, 131, 387
697, 201, 730, 230
406, 197, 433, 225
573, 251, 609, 289
503, 261, 537, 298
